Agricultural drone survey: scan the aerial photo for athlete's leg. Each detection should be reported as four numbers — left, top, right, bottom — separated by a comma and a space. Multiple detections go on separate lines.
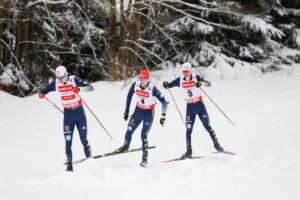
124, 110, 143, 145
64, 110, 75, 162
198, 101, 218, 142
140, 110, 154, 154
186, 110, 196, 146
75, 107, 91, 158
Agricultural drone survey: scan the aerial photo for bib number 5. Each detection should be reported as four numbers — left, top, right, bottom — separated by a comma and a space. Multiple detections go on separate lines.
188, 90, 193, 97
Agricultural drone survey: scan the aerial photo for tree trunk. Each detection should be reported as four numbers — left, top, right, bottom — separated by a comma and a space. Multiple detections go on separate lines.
127, 0, 142, 69
20, 9, 31, 68
104, 0, 120, 80
118, 0, 130, 78
0, 8, 3, 64
15, 13, 21, 63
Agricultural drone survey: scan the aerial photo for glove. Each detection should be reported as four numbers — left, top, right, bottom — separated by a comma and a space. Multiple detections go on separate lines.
124, 112, 129, 121
163, 81, 169, 89
38, 93, 45, 99
195, 81, 202, 88
160, 113, 166, 127
73, 87, 80, 94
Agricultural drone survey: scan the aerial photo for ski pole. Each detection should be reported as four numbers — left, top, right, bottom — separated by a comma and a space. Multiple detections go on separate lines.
77, 93, 113, 140
167, 88, 185, 125
200, 87, 237, 127
44, 96, 64, 114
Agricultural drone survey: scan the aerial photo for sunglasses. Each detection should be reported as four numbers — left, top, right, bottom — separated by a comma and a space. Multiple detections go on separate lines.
56, 76, 65, 81
138, 78, 148, 82
182, 70, 190, 73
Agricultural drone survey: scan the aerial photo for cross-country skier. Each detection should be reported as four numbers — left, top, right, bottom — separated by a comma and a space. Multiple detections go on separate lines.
115, 69, 168, 167
38, 66, 94, 172
163, 62, 224, 159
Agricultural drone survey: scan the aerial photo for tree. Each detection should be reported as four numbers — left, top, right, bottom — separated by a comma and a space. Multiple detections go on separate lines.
0, 0, 300, 96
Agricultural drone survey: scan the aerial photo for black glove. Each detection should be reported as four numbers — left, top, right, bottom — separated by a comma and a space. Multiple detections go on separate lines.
124, 112, 129, 121
163, 81, 169, 89
195, 81, 202, 88
160, 113, 166, 127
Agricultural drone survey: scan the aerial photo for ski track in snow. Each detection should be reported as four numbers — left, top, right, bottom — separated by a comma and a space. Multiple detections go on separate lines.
0, 65, 300, 200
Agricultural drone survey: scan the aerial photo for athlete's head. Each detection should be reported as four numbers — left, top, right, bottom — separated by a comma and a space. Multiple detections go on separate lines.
181, 62, 192, 78
55, 66, 67, 82
138, 69, 150, 87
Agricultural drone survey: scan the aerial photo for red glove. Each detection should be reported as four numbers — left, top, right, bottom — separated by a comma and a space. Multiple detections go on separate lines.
72, 87, 80, 94
38, 93, 45, 99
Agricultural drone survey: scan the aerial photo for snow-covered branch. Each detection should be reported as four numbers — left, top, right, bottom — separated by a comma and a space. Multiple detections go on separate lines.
26, 0, 68, 8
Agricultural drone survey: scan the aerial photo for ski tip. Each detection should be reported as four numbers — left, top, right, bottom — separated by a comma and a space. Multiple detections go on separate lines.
225, 151, 236, 155
161, 160, 173, 163
214, 150, 236, 155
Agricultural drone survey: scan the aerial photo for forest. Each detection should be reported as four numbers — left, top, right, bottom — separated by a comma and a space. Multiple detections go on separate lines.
0, 0, 299, 96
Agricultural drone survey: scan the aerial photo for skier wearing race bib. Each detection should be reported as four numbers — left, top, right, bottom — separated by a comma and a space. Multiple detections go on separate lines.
163, 62, 224, 159
38, 66, 94, 172
115, 69, 168, 167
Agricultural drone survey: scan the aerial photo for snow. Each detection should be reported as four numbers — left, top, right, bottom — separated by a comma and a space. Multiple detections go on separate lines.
241, 15, 285, 39
1, 62, 300, 200
295, 29, 300, 47
0, 64, 30, 90
166, 16, 214, 34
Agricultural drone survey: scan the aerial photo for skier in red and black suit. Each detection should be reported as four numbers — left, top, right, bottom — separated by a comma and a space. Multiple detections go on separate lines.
163, 62, 224, 159
38, 66, 94, 172
115, 69, 168, 167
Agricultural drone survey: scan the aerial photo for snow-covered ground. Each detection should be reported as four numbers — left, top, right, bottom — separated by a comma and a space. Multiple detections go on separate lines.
0, 64, 299, 200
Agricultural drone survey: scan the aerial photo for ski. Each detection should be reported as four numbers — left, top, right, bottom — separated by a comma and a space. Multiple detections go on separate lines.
66, 146, 156, 165
214, 150, 236, 155
162, 156, 202, 163
162, 150, 236, 163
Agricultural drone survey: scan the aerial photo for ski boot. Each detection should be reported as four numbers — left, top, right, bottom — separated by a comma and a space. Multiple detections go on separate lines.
66, 161, 73, 172
140, 153, 148, 167
115, 144, 129, 153
181, 145, 192, 159
213, 141, 224, 152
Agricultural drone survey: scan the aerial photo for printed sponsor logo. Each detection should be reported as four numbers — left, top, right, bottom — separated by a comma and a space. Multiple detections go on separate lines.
58, 85, 73, 92
65, 135, 72, 141
63, 99, 82, 109
182, 81, 195, 88
65, 126, 70, 132
136, 90, 150, 98
61, 94, 76, 100
186, 124, 192, 129
186, 96, 202, 104
128, 126, 133, 131
137, 103, 155, 110
130, 118, 135, 123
